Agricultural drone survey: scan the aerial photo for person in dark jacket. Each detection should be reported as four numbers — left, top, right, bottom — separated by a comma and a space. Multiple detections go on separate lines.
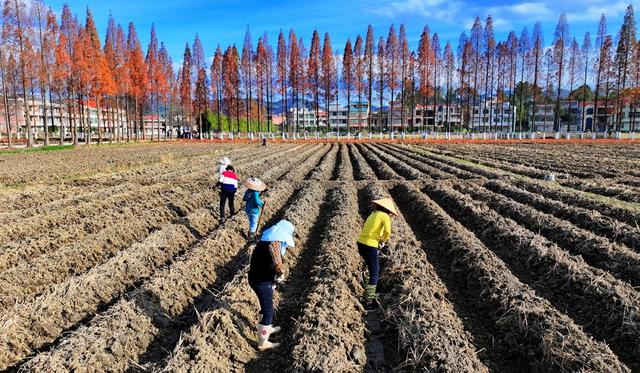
243, 177, 267, 241
218, 165, 238, 223
248, 219, 295, 351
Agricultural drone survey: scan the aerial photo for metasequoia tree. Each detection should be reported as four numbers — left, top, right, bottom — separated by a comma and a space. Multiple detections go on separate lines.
308, 30, 320, 131
276, 30, 288, 133
432, 33, 441, 129
85, 8, 114, 144
614, 5, 636, 131
192, 34, 205, 138
593, 14, 607, 131
320, 32, 335, 132
553, 12, 569, 131
341, 38, 353, 133
3, 0, 34, 147
179, 43, 192, 135
506, 31, 518, 131
376, 36, 385, 131
517, 26, 530, 131
581, 32, 591, 131
145, 24, 159, 140
566, 37, 581, 131
458, 32, 471, 130
211, 45, 223, 131
385, 25, 399, 132
364, 26, 374, 130
530, 23, 543, 129
417, 26, 431, 128
399, 25, 409, 131
469, 17, 482, 131
288, 30, 300, 132
443, 41, 454, 131
127, 23, 147, 141
482, 16, 495, 132
354, 35, 365, 130
157, 42, 170, 139
241, 27, 253, 132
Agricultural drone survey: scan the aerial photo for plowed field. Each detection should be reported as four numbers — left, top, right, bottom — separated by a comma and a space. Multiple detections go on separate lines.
2, 141, 639, 372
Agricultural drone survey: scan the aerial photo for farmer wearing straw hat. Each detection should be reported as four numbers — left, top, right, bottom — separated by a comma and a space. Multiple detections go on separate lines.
243, 177, 267, 241
357, 198, 398, 312
248, 220, 296, 351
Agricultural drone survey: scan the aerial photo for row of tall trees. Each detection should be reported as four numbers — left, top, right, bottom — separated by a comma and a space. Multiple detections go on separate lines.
2, 1, 640, 148
166, 3, 640, 135
1, 0, 181, 147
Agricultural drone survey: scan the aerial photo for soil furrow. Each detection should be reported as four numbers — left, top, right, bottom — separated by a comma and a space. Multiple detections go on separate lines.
361, 143, 422, 179
423, 182, 640, 369
455, 181, 640, 287
162, 181, 330, 372
485, 180, 640, 250
360, 182, 487, 372
18, 181, 303, 372
355, 143, 399, 179
348, 144, 377, 180
288, 184, 367, 372
392, 181, 629, 372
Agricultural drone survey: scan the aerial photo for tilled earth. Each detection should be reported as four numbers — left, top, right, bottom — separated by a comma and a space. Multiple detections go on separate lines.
1, 141, 639, 372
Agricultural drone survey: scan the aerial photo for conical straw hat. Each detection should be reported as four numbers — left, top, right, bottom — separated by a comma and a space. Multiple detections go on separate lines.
218, 157, 231, 165
372, 198, 399, 216
244, 177, 267, 192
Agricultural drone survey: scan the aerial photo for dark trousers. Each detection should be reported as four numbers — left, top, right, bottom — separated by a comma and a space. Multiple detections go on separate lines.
219, 189, 236, 218
358, 242, 379, 285
250, 281, 274, 325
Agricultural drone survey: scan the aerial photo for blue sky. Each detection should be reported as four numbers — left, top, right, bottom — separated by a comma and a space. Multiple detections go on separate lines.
46, 0, 638, 65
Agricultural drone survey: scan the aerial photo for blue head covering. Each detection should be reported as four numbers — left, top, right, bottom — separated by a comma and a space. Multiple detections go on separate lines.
261, 220, 295, 256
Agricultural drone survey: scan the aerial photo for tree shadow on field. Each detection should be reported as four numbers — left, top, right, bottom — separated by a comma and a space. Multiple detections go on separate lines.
127, 245, 251, 372
129, 185, 304, 372
242, 191, 332, 373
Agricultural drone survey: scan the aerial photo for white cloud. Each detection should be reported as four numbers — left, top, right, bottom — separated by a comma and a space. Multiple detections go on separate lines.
370, 0, 464, 23
566, 1, 631, 22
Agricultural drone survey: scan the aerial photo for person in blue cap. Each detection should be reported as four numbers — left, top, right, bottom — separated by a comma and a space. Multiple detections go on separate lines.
248, 219, 295, 351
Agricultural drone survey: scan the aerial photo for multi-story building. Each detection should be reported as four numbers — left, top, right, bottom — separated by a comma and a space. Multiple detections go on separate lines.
414, 104, 463, 129
328, 102, 369, 130
528, 101, 619, 132
471, 100, 516, 131
284, 103, 369, 131
285, 108, 327, 130
0, 98, 172, 140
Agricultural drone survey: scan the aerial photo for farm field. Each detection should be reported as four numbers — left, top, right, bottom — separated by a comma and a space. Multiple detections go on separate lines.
1, 141, 640, 372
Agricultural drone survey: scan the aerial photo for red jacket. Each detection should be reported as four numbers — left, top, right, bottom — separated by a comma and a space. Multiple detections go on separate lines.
219, 170, 238, 191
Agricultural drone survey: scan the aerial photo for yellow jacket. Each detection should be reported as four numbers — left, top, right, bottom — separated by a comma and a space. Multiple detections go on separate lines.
358, 210, 391, 248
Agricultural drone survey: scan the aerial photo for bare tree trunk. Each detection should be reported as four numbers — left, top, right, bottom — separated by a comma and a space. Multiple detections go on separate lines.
40, 84, 49, 146
48, 89, 57, 145
96, 96, 103, 145
14, 0, 33, 147
0, 49, 11, 148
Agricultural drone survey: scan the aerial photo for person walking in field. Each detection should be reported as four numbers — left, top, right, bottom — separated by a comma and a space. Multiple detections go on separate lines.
357, 198, 398, 311
218, 164, 238, 223
261, 138, 267, 147
248, 220, 296, 351
243, 177, 267, 241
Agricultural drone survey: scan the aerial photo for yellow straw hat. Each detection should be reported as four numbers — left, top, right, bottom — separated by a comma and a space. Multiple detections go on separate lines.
244, 177, 267, 192
372, 198, 399, 216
